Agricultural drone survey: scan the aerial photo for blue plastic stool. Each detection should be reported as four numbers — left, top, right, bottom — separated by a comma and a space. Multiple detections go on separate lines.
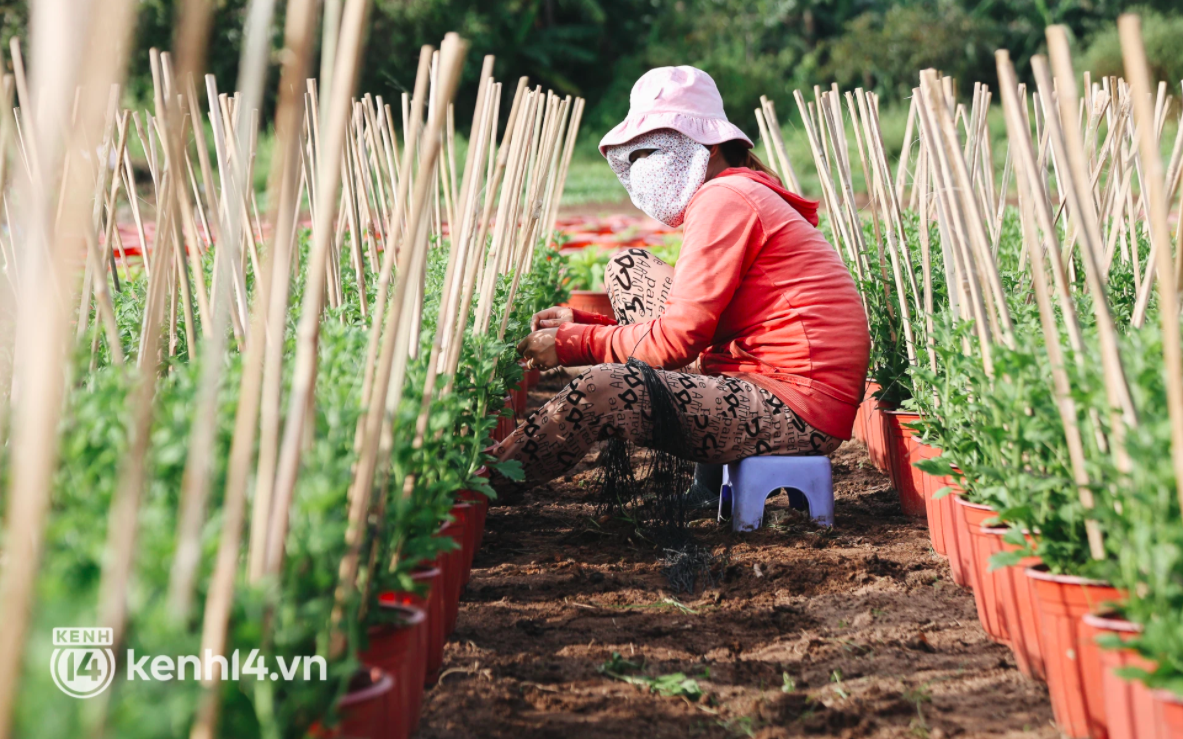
717, 456, 834, 531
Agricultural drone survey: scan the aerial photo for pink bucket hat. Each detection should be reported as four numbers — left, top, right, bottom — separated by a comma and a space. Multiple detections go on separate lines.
599, 66, 753, 156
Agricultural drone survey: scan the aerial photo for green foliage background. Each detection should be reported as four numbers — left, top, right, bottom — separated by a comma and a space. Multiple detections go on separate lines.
3, 0, 1183, 142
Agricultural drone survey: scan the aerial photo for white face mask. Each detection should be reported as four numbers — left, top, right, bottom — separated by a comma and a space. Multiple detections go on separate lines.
606, 130, 710, 227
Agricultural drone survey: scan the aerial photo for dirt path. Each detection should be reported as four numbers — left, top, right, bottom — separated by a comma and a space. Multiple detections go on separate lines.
418, 377, 1056, 739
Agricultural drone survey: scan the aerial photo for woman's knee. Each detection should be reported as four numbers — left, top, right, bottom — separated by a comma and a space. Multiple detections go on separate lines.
564, 364, 619, 408
604, 248, 668, 290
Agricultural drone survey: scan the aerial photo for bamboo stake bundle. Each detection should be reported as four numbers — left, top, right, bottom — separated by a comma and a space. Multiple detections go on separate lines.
817, 91, 869, 270
498, 94, 567, 341
205, 76, 251, 335
74, 85, 121, 332
330, 33, 467, 659
434, 59, 495, 334
858, 89, 925, 316
407, 77, 498, 451
1118, 13, 1183, 518
262, 0, 381, 580
187, 4, 321, 737
354, 49, 431, 418
918, 92, 968, 323
247, 84, 357, 585
474, 86, 537, 334
449, 79, 530, 381
491, 85, 541, 281
437, 73, 498, 372
848, 90, 917, 365
996, 49, 1106, 562
792, 90, 857, 268
919, 70, 1014, 349
914, 129, 939, 377
915, 72, 995, 374
537, 95, 572, 249
1038, 32, 1138, 434
542, 96, 584, 244
755, 108, 780, 182
166, 0, 284, 624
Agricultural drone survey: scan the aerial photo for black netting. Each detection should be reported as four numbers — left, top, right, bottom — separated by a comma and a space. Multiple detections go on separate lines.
596, 357, 696, 541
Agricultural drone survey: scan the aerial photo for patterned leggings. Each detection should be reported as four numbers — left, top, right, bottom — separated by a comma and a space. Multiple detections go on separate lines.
491, 249, 841, 491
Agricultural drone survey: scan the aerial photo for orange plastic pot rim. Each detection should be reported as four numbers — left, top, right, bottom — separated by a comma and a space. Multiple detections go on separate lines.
1024, 563, 1112, 589
1081, 611, 1142, 634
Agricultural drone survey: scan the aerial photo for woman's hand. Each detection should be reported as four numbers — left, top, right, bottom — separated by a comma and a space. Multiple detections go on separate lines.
517, 328, 560, 371
530, 306, 574, 331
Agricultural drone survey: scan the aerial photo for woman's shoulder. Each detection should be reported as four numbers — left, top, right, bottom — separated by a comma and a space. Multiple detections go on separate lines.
688, 176, 763, 216
691, 173, 806, 225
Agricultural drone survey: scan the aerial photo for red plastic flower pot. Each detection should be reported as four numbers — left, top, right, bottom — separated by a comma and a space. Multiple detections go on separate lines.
511, 382, 528, 417
359, 603, 425, 739
954, 495, 999, 607
563, 290, 614, 318
884, 410, 926, 518
457, 488, 489, 551
437, 520, 466, 636
449, 502, 480, 586
336, 667, 395, 739
853, 380, 876, 443
911, 440, 946, 555
1082, 613, 1157, 739
1027, 565, 1123, 739
965, 519, 1010, 646
408, 565, 446, 685
866, 400, 892, 473
378, 592, 432, 739
996, 532, 1046, 681
943, 483, 972, 589
1154, 690, 1183, 739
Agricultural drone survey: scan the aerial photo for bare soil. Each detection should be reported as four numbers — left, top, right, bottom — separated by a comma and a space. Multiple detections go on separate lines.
418, 375, 1056, 739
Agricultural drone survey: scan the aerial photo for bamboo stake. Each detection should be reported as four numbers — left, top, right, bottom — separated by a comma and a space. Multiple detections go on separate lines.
895, 94, 918, 203
759, 97, 802, 192
755, 108, 781, 182
1118, 13, 1183, 521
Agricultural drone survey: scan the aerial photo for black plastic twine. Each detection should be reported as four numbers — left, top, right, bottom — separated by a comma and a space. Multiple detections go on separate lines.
596, 356, 695, 540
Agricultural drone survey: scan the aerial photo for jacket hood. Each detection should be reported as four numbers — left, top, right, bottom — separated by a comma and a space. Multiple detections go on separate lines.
712, 167, 820, 227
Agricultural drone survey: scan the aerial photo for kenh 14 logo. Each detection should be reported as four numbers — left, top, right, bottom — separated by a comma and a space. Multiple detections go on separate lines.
50, 627, 116, 699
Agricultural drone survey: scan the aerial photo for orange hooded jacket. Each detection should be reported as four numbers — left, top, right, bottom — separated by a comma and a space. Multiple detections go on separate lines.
555, 168, 871, 440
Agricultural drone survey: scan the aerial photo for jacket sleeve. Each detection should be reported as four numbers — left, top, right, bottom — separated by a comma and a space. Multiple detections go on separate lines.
570, 308, 617, 326
555, 184, 759, 368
